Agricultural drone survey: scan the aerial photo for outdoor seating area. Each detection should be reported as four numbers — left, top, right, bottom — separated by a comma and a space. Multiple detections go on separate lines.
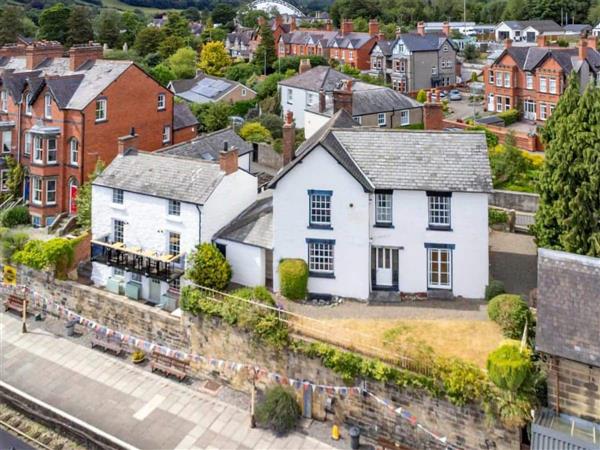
3, 294, 27, 314
91, 332, 123, 356
150, 350, 189, 381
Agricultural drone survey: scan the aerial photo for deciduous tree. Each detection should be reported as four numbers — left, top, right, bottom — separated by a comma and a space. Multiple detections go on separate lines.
134, 27, 165, 57
67, 6, 94, 46
198, 41, 230, 76
0, 6, 24, 45
95, 10, 121, 49
38, 3, 71, 43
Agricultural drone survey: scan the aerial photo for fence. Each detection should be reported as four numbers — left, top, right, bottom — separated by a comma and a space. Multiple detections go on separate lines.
190, 284, 434, 378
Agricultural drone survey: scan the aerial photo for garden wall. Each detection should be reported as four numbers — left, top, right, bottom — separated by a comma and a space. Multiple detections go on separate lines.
13, 268, 520, 450
489, 190, 539, 213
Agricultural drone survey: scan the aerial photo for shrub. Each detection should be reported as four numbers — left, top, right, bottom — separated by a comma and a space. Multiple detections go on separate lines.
230, 99, 257, 118
1, 205, 30, 228
415, 89, 427, 103
467, 125, 498, 148
186, 243, 232, 290
232, 286, 275, 306
255, 385, 301, 435
258, 113, 284, 139
279, 259, 308, 300
488, 294, 530, 339
485, 279, 506, 301
12, 237, 74, 278
437, 358, 487, 406
498, 108, 520, 126
470, 71, 479, 82
487, 342, 533, 392
239, 122, 272, 143
0, 231, 29, 263
401, 123, 424, 130
488, 209, 508, 226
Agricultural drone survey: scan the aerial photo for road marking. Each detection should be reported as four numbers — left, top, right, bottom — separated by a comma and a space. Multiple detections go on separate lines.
132, 393, 165, 421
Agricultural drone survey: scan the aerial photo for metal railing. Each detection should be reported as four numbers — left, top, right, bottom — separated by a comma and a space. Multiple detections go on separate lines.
190, 284, 433, 378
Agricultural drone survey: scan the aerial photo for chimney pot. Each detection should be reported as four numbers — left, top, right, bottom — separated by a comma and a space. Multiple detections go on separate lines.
326, 20, 332, 32
69, 43, 103, 71
299, 58, 312, 74
424, 92, 444, 131
536, 34, 547, 48
220, 146, 239, 174
342, 19, 353, 36
505, 38, 512, 49
442, 21, 450, 37
118, 133, 139, 155
368, 19, 379, 37
26, 41, 64, 70
333, 79, 353, 115
318, 89, 326, 113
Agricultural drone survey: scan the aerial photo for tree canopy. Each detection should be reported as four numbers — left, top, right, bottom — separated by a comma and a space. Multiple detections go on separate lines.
198, 41, 230, 76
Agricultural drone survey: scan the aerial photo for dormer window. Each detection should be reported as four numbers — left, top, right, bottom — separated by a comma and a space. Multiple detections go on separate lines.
0, 90, 7, 113
44, 93, 52, 119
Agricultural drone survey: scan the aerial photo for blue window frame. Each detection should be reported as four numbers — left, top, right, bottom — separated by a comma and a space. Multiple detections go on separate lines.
306, 238, 335, 277
308, 190, 332, 229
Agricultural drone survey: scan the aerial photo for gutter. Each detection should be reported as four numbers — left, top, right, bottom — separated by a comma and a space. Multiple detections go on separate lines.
195, 204, 202, 244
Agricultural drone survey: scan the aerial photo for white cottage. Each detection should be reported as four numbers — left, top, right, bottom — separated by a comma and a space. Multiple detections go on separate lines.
90, 138, 257, 307
269, 110, 493, 301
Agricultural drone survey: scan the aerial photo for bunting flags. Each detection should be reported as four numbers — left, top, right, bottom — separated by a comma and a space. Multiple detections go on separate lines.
2, 284, 458, 450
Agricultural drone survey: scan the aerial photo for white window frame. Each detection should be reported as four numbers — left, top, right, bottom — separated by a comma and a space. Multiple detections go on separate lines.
489, 70, 494, 84
526, 73, 533, 89
44, 93, 52, 119
168, 199, 181, 216
307, 241, 334, 275
2, 130, 11, 153
168, 231, 181, 256
540, 77, 547, 93
0, 90, 7, 112
157, 93, 166, 110
375, 192, 393, 225
431, 65, 437, 75
70, 138, 79, 165
241, 88, 247, 96
427, 247, 452, 289
95, 98, 107, 122
496, 96, 503, 112
353, 115, 362, 125
112, 188, 124, 204
33, 136, 43, 163
113, 219, 125, 243
549, 78, 557, 94
287, 88, 293, 105
400, 110, 409, 126
46, 138, 57, 164
428, 195, 451, 227
162, 125, 171, 144
24, 132, 31, 156
25, 93, 32, 116
32, 177, 42, 205
378, 112, 387, 127
0, 169, 9, 192
496, 72, 502, 87
503, 72, 510, 88
46, 179, 56, 205
309, 191, 332, 227
540, 103, 547, 120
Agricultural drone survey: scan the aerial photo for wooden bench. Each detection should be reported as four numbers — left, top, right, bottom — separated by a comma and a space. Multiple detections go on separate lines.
150, 350, 189, 381
91, 333, 123, 356
4, 294, 26, 314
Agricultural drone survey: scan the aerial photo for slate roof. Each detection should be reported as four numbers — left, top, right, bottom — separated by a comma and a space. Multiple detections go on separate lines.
226, 29, 255, 45
173, 103, 198, 130
270, 110, 492, 193
169, 73, 253, 103
328, 32, 374, 50
500, 20, 563, 32
563, 24, 592, 33
278, 66, 352, 92
374, 39, 396, 57
159, 128, 253, 161
93, 151, 224, 205
399, 32, 453, 52
496, 46, 600, 74
0, 56, 132, 110
214, 192, 273, 249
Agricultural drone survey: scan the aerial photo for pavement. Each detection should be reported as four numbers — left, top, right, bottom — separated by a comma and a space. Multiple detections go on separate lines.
0, 311, 337, 450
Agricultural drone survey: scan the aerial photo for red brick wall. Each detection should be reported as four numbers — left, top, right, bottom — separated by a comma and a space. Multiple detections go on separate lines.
173, 126, 197, 144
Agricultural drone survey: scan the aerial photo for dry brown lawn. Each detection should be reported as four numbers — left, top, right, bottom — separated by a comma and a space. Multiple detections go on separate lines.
292, 317, 504, 369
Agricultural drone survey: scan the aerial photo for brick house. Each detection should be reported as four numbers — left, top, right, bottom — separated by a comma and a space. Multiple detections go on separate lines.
483, 36, 600, 122
532, 248, 600, 448
0, 41, 197, 227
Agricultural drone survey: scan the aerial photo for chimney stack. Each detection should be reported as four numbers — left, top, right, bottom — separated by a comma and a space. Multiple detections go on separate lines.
423, 90, 444, 131
220, 145, 239, 174
505, 38, 512, 49
26, 41, 64, 70
536, 34, 547, 48
318, 88, 326, 113
588, 35, 598, 50
342, 19, 353, 36
368, 19, 379, 37
118, 132, 139, 155
290, 16, 297, 31
417, 21, 425, 36
333, 79, 353, 115
275, 15, 283, 27
325, 19, 332, 32
442, 21, 450, 37
69, 43, 103, 71
578, 37, 588, 60
282, 110, 295, 166
299, 58, 311, 74
0, 43, 26, 58
396, 27, 402, 39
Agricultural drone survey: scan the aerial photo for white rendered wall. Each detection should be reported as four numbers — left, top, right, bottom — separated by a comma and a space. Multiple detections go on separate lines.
272, 146, 371, 299
215, 239, 265, 287
239, 153, 251, 172
280, 86, 309, 128
304, 111, 331, 139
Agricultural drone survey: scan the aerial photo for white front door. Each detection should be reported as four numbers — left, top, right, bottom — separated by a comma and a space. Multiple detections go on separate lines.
524, 100, 536, 120
375, 247, 393, 287
488, 94, 494, 112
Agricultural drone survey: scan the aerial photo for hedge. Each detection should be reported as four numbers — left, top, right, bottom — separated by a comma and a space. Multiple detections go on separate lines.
487, 342, 533, 392
488, 209, 508, 226
498, 108, 520, 126
186, 243, 232, 291
0, 205, 30, 228
488, 294, 529, 339
485, 279, 506, 301
279, 259, 308, 300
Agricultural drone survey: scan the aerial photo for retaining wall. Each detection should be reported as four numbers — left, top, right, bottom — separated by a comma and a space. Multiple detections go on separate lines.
489, 190, 540, 213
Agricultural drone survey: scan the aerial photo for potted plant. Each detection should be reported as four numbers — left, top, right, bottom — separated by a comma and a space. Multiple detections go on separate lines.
132, 349, 146, 364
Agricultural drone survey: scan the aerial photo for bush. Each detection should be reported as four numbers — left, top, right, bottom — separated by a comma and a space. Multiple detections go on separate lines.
230, 99, 257, 118
186, 243, 232, 290
232, 286, 275, 306
239, 122, 272, 143
488, 209, 508, 226
416, 89, 427, 103
485, 279, 506, 301
488, 294, 530, 339
487, 342, 534, 392
279, 259, 308, 300
1, 206, 30, 228
255, 385, 301, 435
12, 238, 75, 278
400, 123, 424, 130
498, 108, 520, 126
258, 113, 284, 139
467, 125, 498, 148
0, 231, 29, 263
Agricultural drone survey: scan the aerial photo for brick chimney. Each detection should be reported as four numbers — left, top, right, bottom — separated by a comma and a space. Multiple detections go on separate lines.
416, 21, 425, 36
442, 21, 450, 37
69, 43, 103, 71
368, 19, 379, 37
578, 37, 588, 60
342, 19, 353, 36
588, 35, 598, 50
505, 38, 512, 49
299, 58, 311, 74
325, 20, 333, 32
118, 130, 138, 155
333, 79, 353, 115
423, 90, 444, 131
318, 88, 326, 113
26, 41, 64, 70
0, 43, 26, 58
290, 17, 297, 31
396, 27, 402, 38
282, 110, 295, 166
536, 34, 547, 48
275, 15, 283, 27
220, 145, 239, 174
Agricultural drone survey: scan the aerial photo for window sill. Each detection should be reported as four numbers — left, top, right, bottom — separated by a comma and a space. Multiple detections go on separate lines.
308, 224, 333, 230
374, 223, 394, 229
166, 215, 183, 223
309, 272, 335, 279
427, 225, 452, 232
427, 286, 452, 291
111, 203, 126, 210
66, 163, 79, 169
95, 119, 107, 124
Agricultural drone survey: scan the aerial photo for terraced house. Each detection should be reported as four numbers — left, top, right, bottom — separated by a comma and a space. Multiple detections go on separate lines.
484, 36, 600, 121
0, 41, 197, 227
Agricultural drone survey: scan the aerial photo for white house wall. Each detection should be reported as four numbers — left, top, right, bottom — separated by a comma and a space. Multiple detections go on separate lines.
304, 111, 331, 139
280, 86, 330, 129
215, 239, 265, 287
239, 153, 251, 172
273, 146, 371, 299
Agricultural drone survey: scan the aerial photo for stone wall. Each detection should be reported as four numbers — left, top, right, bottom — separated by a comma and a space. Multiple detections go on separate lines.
14, 268, 520, 450
489, 190, 539, 213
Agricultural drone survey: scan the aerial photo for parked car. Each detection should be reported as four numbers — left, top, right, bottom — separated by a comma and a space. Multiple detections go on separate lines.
449, 89, 462, 101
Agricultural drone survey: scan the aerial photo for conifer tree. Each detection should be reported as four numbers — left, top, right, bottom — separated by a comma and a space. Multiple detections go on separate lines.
67, 6, 94, 47
255, 23, 276, 75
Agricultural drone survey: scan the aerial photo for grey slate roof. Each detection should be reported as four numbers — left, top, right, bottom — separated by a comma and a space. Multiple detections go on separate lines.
399, 33, 453, 52
374, 39, 396, 57
563, 24, 592, 33
328, 32, 374, 50
159, 128, 253, 161
501, 20, 562, 32
169, 73, 253, 103
214, 193, 273, 249
270, 110, 492, 193
93, 151, 224, 205
173, 103, 198, 130
278, 66, 352, 92
497, 46, 600, 74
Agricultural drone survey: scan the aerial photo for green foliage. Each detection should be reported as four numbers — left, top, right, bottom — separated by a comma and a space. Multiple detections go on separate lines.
104, 49, 143, 63
199, 26, 228, 45
255, 386, 301, 435
225, 63, 257, 85
470, 71, 479, 82
4, 156, 24, 199
255, 73, 284, 100
186, 243, 231, 291
150, 64, 176, 86
198, 41, 231, 76
38, 3, 71, 43
230, 99, 257, 118
13, 238, 75, 278
400, 123, 424, 130
488, 209, 508, 226
95, 10, 121, 49
158, 35, 186, 59
134, 27, 165, 57
239, 122, 271, 143
489, 140, 539, 193
120, 11, 143, 48
254, 23, 277, 75
485, 279, 506, 301
487, 343, 533, 393
488, 294, 530, 339
271, 56, 328, 73
232, 286, 275, 306
435, 358, 488, 406
0, 6, 24, 46
467, 125, 498, 148
498, 108, 520, 126
67, 6, 94, 47
0, 231, 29, 263
340, 64, 360, 76
1, 206, 30, 228
258, 113, 283, 139
279, 259, 308, 301
211, 2, 236, 25
76, 159, 105, 230
190, 101, 232, 132
167, 47, 197, 79
463, 43, 480, 62
416, 89, 427, 103
164, 12, 191, 40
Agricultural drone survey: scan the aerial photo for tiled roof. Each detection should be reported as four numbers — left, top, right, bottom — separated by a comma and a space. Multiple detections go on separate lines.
374, 39, 396, 56
173, 103, 198, 130
501, 20, 562, 32
399, 32, 453, 52
93, 151, 224, 205
278, 66, 352, 92
159, 128, 253, 160
214, 192, 273, 249
328, 32, 374, 49
169, 73, 255, 103
498, 46, 600, 74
